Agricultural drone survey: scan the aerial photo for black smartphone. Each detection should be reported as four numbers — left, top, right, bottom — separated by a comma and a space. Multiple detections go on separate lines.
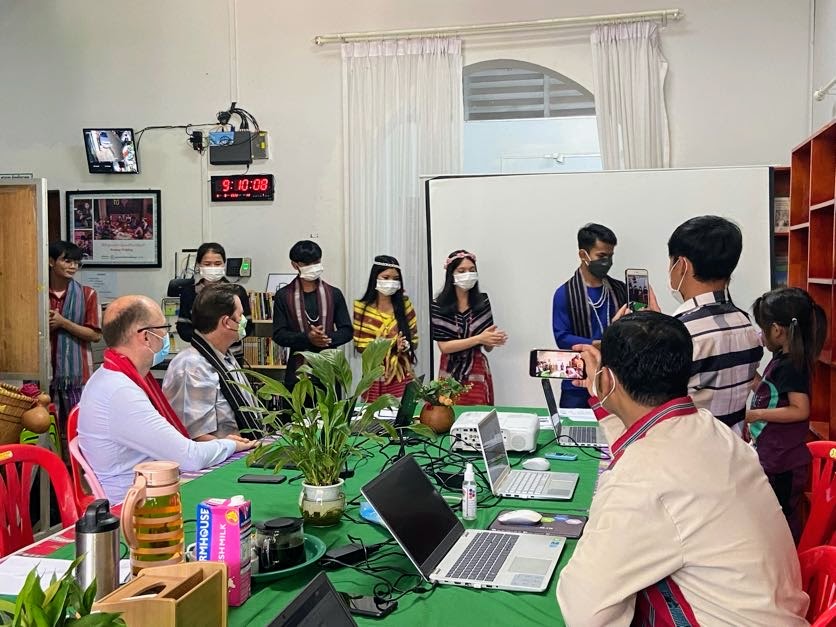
249, 457, 298, 470
340, 594, 398, 618
237, 474, 287, 485
625, 268, 650, 312
529, 349, 586, 380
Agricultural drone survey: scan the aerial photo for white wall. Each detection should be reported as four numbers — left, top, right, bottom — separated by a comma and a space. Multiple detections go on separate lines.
813, 0, 836, 130
0, 0, 814, 302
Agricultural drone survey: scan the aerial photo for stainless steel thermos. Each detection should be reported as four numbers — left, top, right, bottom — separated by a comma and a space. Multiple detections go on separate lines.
75, 499, 121, 599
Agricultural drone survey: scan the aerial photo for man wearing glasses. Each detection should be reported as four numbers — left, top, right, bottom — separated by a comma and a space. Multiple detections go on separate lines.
77, 295, 255, 503
48, 241, 101, 458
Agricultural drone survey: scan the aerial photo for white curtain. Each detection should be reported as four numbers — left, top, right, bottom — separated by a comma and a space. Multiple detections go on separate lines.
342, 37, 463, 378
591, 21, 670, 169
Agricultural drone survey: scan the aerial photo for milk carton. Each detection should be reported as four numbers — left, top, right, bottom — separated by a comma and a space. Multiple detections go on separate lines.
196, 495, 252, 606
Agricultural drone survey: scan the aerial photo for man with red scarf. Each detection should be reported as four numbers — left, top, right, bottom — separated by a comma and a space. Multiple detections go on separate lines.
78, 295, 255, 503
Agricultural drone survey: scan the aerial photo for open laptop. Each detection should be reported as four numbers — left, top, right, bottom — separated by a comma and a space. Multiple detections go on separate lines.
269, 571, 356, 627
361, 455, 565, 592
477, 409, 578, 500
353, 375, 424, 435
541, 379, 607, 448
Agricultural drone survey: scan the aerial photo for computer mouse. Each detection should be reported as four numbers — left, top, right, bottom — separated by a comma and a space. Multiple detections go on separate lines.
522, 457, 550, 471
498, 509, 543, 525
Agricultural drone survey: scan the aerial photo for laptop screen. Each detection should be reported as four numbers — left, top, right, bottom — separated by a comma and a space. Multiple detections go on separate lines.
477, 410, 510, 488
361, 455, 463, 578
541, 379, 562, 439
393, 375, 424, 428
268, 572, 356, 627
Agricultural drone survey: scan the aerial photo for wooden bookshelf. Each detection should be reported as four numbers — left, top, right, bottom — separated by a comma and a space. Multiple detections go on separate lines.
245, 292, 286, 371
772, 166, 790, 288
788, 119, 836, 438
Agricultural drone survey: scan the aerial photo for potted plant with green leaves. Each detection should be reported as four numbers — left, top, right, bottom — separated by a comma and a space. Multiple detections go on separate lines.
244, 338, 432, 526
417, 377, 471, 434
0, 557, 125, 626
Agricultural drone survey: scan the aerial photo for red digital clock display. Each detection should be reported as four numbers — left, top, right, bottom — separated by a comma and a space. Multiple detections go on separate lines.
210, 174, 274, 202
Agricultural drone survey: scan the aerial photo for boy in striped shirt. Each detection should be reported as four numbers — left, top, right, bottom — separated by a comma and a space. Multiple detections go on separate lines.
667, 216, 763, 433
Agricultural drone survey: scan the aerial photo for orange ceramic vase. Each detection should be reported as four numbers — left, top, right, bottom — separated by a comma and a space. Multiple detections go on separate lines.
419, 404, 455, 434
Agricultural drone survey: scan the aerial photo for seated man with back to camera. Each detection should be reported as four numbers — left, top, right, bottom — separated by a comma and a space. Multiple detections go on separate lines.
556, 311, 807, 626
163, 284, 264, 440
78, 295, 255, 503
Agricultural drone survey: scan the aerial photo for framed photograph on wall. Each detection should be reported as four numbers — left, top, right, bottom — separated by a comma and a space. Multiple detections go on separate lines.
65, 190, 161, 268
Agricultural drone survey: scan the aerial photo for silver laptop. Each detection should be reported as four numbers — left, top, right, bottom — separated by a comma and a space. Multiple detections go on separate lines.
477, 410, 578, 500
361, 455, 565, 593
541, 379, 607, 448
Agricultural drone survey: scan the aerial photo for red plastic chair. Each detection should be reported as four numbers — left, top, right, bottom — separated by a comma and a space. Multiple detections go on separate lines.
66, 406, 106, 512
800, 546, 836, 626
0, 444, 78, 557
799, 442, 836, 553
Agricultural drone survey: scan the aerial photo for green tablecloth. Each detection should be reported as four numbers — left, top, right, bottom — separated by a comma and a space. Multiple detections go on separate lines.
48, 407, 602, 626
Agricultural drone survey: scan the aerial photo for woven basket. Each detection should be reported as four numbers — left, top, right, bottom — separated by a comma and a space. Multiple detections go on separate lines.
0, 383, 35, 445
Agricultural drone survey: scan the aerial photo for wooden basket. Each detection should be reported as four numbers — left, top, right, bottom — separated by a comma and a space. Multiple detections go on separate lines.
0, 383, 35, 445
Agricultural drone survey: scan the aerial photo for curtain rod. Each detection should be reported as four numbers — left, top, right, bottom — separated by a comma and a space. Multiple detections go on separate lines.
314, 9, 682, 45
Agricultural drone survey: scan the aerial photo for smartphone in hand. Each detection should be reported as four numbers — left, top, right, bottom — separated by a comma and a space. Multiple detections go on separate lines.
625, 268, 650, 312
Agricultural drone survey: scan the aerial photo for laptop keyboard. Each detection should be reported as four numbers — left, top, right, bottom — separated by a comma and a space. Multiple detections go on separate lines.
505, 471, 550, 496
447, 532, 519, 582
565, 425, 599, 444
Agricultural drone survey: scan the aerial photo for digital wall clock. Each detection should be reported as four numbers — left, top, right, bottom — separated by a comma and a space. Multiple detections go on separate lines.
210, 174, 274, 202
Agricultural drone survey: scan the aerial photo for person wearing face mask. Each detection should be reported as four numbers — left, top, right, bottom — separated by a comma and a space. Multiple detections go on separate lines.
556, 312, 808, 627
77, 295, 255, 503
163, 284, 264, 440
353, 255, 419, 401
272, 240, 353, 390
552, 224, 627, 408
176, 242, 253, 356
665, 216, 763, 433
431, 250, 507, 405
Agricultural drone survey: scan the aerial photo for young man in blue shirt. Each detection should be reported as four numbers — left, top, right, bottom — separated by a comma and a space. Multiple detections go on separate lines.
552, 224, 627, 408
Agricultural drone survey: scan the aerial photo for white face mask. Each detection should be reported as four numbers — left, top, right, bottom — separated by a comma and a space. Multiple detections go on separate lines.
592, 367, 618, 408
453, 272, 478, 291
299, 263, 324, 282
668, 258, 686, 304
200, 265, 225, 282
376, 279, 401, 296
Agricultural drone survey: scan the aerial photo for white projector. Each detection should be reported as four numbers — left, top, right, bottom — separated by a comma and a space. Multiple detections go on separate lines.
450, 412, 540, 453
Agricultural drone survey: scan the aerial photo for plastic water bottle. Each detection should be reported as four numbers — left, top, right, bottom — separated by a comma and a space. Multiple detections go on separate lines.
462, 463, 477, 521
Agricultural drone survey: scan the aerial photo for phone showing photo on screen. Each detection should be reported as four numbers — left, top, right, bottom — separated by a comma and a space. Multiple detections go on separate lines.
625, 268, 650, 312
529, 349, 586, 380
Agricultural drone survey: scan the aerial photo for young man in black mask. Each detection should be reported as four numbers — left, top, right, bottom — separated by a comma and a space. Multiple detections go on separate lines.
551, 223, 627, 408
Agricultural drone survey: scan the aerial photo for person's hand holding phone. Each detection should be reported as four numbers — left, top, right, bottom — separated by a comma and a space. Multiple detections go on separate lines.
613, 285, 662, 323
570, 343, 602, 392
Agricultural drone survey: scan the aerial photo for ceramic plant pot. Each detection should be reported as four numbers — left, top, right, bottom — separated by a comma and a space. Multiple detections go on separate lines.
419, 404, 455, 434
299, 479, 346, 527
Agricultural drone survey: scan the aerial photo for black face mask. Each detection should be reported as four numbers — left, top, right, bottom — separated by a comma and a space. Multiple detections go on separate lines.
585, 255, 612, 279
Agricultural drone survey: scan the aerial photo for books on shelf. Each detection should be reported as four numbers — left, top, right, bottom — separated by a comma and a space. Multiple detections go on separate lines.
774, 197, 789, 231
248, 291, 274, 321
242, 337, 287, 367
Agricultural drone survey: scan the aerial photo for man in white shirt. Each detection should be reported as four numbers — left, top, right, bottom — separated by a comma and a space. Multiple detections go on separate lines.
556, 311, 808, 626
78, 295, 255, 503
163, 284, 263, 440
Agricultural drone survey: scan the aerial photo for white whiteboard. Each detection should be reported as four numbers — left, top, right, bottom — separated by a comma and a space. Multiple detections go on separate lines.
426, 167, 773, 408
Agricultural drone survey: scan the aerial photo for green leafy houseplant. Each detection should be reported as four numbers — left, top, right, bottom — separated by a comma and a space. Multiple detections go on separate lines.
0, 557, 124, 627
417, 377, 470, 407
244, 338, 433, 487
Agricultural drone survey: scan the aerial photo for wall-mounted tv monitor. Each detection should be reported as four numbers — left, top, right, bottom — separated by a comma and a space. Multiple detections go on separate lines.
83, 128, 139, 173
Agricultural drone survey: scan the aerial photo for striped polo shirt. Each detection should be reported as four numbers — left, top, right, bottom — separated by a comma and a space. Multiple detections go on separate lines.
673, 291, 763, 427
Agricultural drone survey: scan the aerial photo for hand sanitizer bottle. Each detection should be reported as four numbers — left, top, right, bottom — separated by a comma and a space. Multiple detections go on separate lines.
462, 463, 477, 521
